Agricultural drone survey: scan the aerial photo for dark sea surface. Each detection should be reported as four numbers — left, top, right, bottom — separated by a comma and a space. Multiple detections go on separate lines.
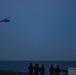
0, 61, 76, 75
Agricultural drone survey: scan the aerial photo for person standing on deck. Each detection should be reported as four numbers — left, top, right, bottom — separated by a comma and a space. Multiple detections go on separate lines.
40, 64, 45, 75
54, 65, 60, 75
49, 65, 54, 75
28, 63, 34, 75
34, 63, 40, 75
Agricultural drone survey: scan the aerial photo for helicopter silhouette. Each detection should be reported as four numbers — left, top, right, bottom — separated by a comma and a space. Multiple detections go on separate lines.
0, 17, 10, 22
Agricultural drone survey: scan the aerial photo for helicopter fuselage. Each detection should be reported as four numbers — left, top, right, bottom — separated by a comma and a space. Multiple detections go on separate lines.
0, 19, 10, 22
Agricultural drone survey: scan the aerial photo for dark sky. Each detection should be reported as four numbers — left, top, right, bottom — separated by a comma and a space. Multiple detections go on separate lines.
0, 0, 76, 61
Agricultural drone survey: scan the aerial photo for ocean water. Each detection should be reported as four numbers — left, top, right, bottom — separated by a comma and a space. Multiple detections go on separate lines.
0, 61, 76, 75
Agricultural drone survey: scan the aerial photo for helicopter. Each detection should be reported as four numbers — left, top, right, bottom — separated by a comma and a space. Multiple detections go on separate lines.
0, 17, 10, 22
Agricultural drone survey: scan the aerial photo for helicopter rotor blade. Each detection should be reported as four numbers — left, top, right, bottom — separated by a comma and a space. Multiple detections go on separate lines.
6, 16, 11, 19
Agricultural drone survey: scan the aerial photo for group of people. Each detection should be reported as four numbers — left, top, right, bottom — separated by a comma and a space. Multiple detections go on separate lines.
28, 63, 61, 75
49, 65, 60, 75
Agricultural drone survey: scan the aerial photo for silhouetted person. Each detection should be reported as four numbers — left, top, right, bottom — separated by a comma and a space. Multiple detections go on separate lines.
28, 63, 34, 75
49, 65, 54, 75
40, 64, 45, 75
55, 65, 60, 75
34, 63, 40, 75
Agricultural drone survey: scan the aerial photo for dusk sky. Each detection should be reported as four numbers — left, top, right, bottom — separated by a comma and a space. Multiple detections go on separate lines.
0, 0, 76, 61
